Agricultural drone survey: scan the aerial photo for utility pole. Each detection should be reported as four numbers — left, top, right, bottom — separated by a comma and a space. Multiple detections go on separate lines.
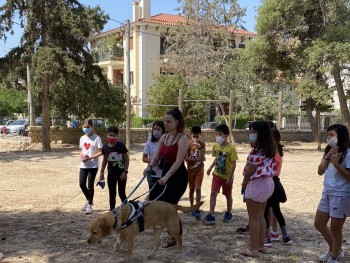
228, 90, 234, 143
178, 89, 184, 112
25, 0, 34, 125
277, 90, 283, 130
125, 19, 131, 152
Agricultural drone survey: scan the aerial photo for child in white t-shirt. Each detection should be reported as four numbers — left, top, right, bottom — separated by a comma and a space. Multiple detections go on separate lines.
142, 121, 165, 188
79, 119, 103, 215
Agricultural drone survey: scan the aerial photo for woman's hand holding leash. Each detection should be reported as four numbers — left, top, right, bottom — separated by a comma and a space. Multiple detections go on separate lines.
158, 174, 169, 185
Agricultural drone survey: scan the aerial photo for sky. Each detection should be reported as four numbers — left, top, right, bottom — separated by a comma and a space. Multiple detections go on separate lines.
0, 0, 261, 56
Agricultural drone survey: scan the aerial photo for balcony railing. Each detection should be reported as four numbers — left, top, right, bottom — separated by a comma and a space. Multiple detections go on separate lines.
92, 48, 124, 63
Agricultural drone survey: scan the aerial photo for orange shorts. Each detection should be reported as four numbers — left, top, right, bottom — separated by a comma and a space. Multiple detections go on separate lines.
188, 165, 204, 190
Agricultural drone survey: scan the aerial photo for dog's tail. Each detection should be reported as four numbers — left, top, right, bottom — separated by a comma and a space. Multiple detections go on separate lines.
175, 201, 204, 213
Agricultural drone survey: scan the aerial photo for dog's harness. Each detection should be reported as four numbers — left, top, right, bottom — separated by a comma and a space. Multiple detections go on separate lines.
113, 201, 146, 232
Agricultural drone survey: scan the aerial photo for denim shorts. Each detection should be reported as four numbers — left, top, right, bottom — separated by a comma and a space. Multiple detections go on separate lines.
317, 192, 350, 218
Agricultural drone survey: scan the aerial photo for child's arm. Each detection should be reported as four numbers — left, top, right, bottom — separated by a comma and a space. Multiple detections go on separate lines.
142, 153, 151, 164
331, 152, 350, 181
241, 163, 257, 192
207, 159, 216, 175
318, 146, 338, 175
121, 152, 129, 181
226, 160, 236, 184
99, 155, 107, 181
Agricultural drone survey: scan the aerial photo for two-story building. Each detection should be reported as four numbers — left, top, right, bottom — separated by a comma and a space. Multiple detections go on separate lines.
91, 0, 256, 117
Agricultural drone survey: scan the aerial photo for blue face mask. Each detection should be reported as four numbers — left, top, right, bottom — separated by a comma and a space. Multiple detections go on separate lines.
83, 127, 91, 134
249, 133, 257, 143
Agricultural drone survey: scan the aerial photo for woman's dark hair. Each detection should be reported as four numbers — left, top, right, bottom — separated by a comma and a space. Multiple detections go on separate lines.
325, 124, 350, 163
151, 120, 165, 142
107, 126, 119, 135
166, 108, 185, 133
249, 121, 276, 158
272, 128, 284, 157
215, 123, 229, 135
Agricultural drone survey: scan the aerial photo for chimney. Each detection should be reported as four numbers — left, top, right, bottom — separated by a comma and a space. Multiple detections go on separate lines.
140, 0, 151, 19
132, 1, 140, 22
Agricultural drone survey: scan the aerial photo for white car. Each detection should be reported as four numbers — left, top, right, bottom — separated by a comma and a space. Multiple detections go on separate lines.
0, 120, 13, 134
7, 119, 29, 136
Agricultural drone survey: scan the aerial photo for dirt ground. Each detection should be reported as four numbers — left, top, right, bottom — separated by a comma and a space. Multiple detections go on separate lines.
1, 141, 350, 263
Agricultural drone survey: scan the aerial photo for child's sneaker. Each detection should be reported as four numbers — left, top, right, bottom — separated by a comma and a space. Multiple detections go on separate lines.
85, 204, 93, 215
236, 225, 249, 235
270, 232, 280, 241
319, 250, 344, 262
202, 214, 216, 225
264, 237, 272, 247
81, 201, 88, 211
223, 212, 233, 223
282, 235, 293, 245
191, 210, 201, 220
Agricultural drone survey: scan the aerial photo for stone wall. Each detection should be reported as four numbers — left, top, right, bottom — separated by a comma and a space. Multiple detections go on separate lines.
29, 127, 327, 145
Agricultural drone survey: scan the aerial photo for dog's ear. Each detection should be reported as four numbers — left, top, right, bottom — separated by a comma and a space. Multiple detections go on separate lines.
100, 216, 113, 235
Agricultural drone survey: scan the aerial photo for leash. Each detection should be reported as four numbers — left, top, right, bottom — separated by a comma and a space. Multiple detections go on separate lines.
131, 182, 167, 202
122, 171, 168, 206
122, 173, 147, 205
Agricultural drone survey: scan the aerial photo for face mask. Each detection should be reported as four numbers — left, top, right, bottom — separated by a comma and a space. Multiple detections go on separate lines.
107, 136, 118, 144
153, 130, 162, 139
215, 136, 224, 145
249, 134, 257, 143
327, 137, 338, 147
83, 128, 91, 134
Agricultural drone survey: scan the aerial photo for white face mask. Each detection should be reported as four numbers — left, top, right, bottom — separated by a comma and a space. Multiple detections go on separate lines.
249, 134, 257, 143
153, 130, 162, 139
215, 136, 224, 145
327, 137, 338, 147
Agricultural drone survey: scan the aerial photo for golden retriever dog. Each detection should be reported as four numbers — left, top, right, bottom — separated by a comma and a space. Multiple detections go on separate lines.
87, 200, 203, 261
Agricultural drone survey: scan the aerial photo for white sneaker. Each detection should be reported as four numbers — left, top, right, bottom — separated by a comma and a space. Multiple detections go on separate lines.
81, 201, 88, 211
85, 204, 93, 215
319, 250, 344, 262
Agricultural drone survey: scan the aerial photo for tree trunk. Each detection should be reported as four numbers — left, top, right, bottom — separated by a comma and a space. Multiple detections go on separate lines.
316, 109, 321, 150
305, 99, 318, 141
332, 63, 350, 130
41, 75, 51, 152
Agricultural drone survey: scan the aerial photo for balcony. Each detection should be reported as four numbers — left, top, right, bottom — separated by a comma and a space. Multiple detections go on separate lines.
92, 48, 124, 63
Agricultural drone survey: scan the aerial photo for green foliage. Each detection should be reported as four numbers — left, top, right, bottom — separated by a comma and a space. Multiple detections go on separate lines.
0, 85, 27, 116
148, 74, 217, 127
131, 116, 156, 128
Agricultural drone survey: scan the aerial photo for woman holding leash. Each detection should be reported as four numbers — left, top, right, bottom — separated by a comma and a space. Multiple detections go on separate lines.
144, 108, 189, 247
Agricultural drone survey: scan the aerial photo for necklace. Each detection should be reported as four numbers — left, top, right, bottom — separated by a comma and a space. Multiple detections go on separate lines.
165, 132, 178, 146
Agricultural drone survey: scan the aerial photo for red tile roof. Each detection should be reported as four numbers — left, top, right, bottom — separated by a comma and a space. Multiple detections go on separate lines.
137, 13, 256, 36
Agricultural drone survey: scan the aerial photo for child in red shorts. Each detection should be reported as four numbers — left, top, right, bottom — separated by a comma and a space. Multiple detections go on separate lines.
203, 123, 238, 225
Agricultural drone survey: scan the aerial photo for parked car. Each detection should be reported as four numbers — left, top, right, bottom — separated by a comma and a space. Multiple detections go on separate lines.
201, 122, 220, 130
7, 119, 29, 136
244, 121, 254, 130
0, 120, 13, 134
91, 118, 106, 128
